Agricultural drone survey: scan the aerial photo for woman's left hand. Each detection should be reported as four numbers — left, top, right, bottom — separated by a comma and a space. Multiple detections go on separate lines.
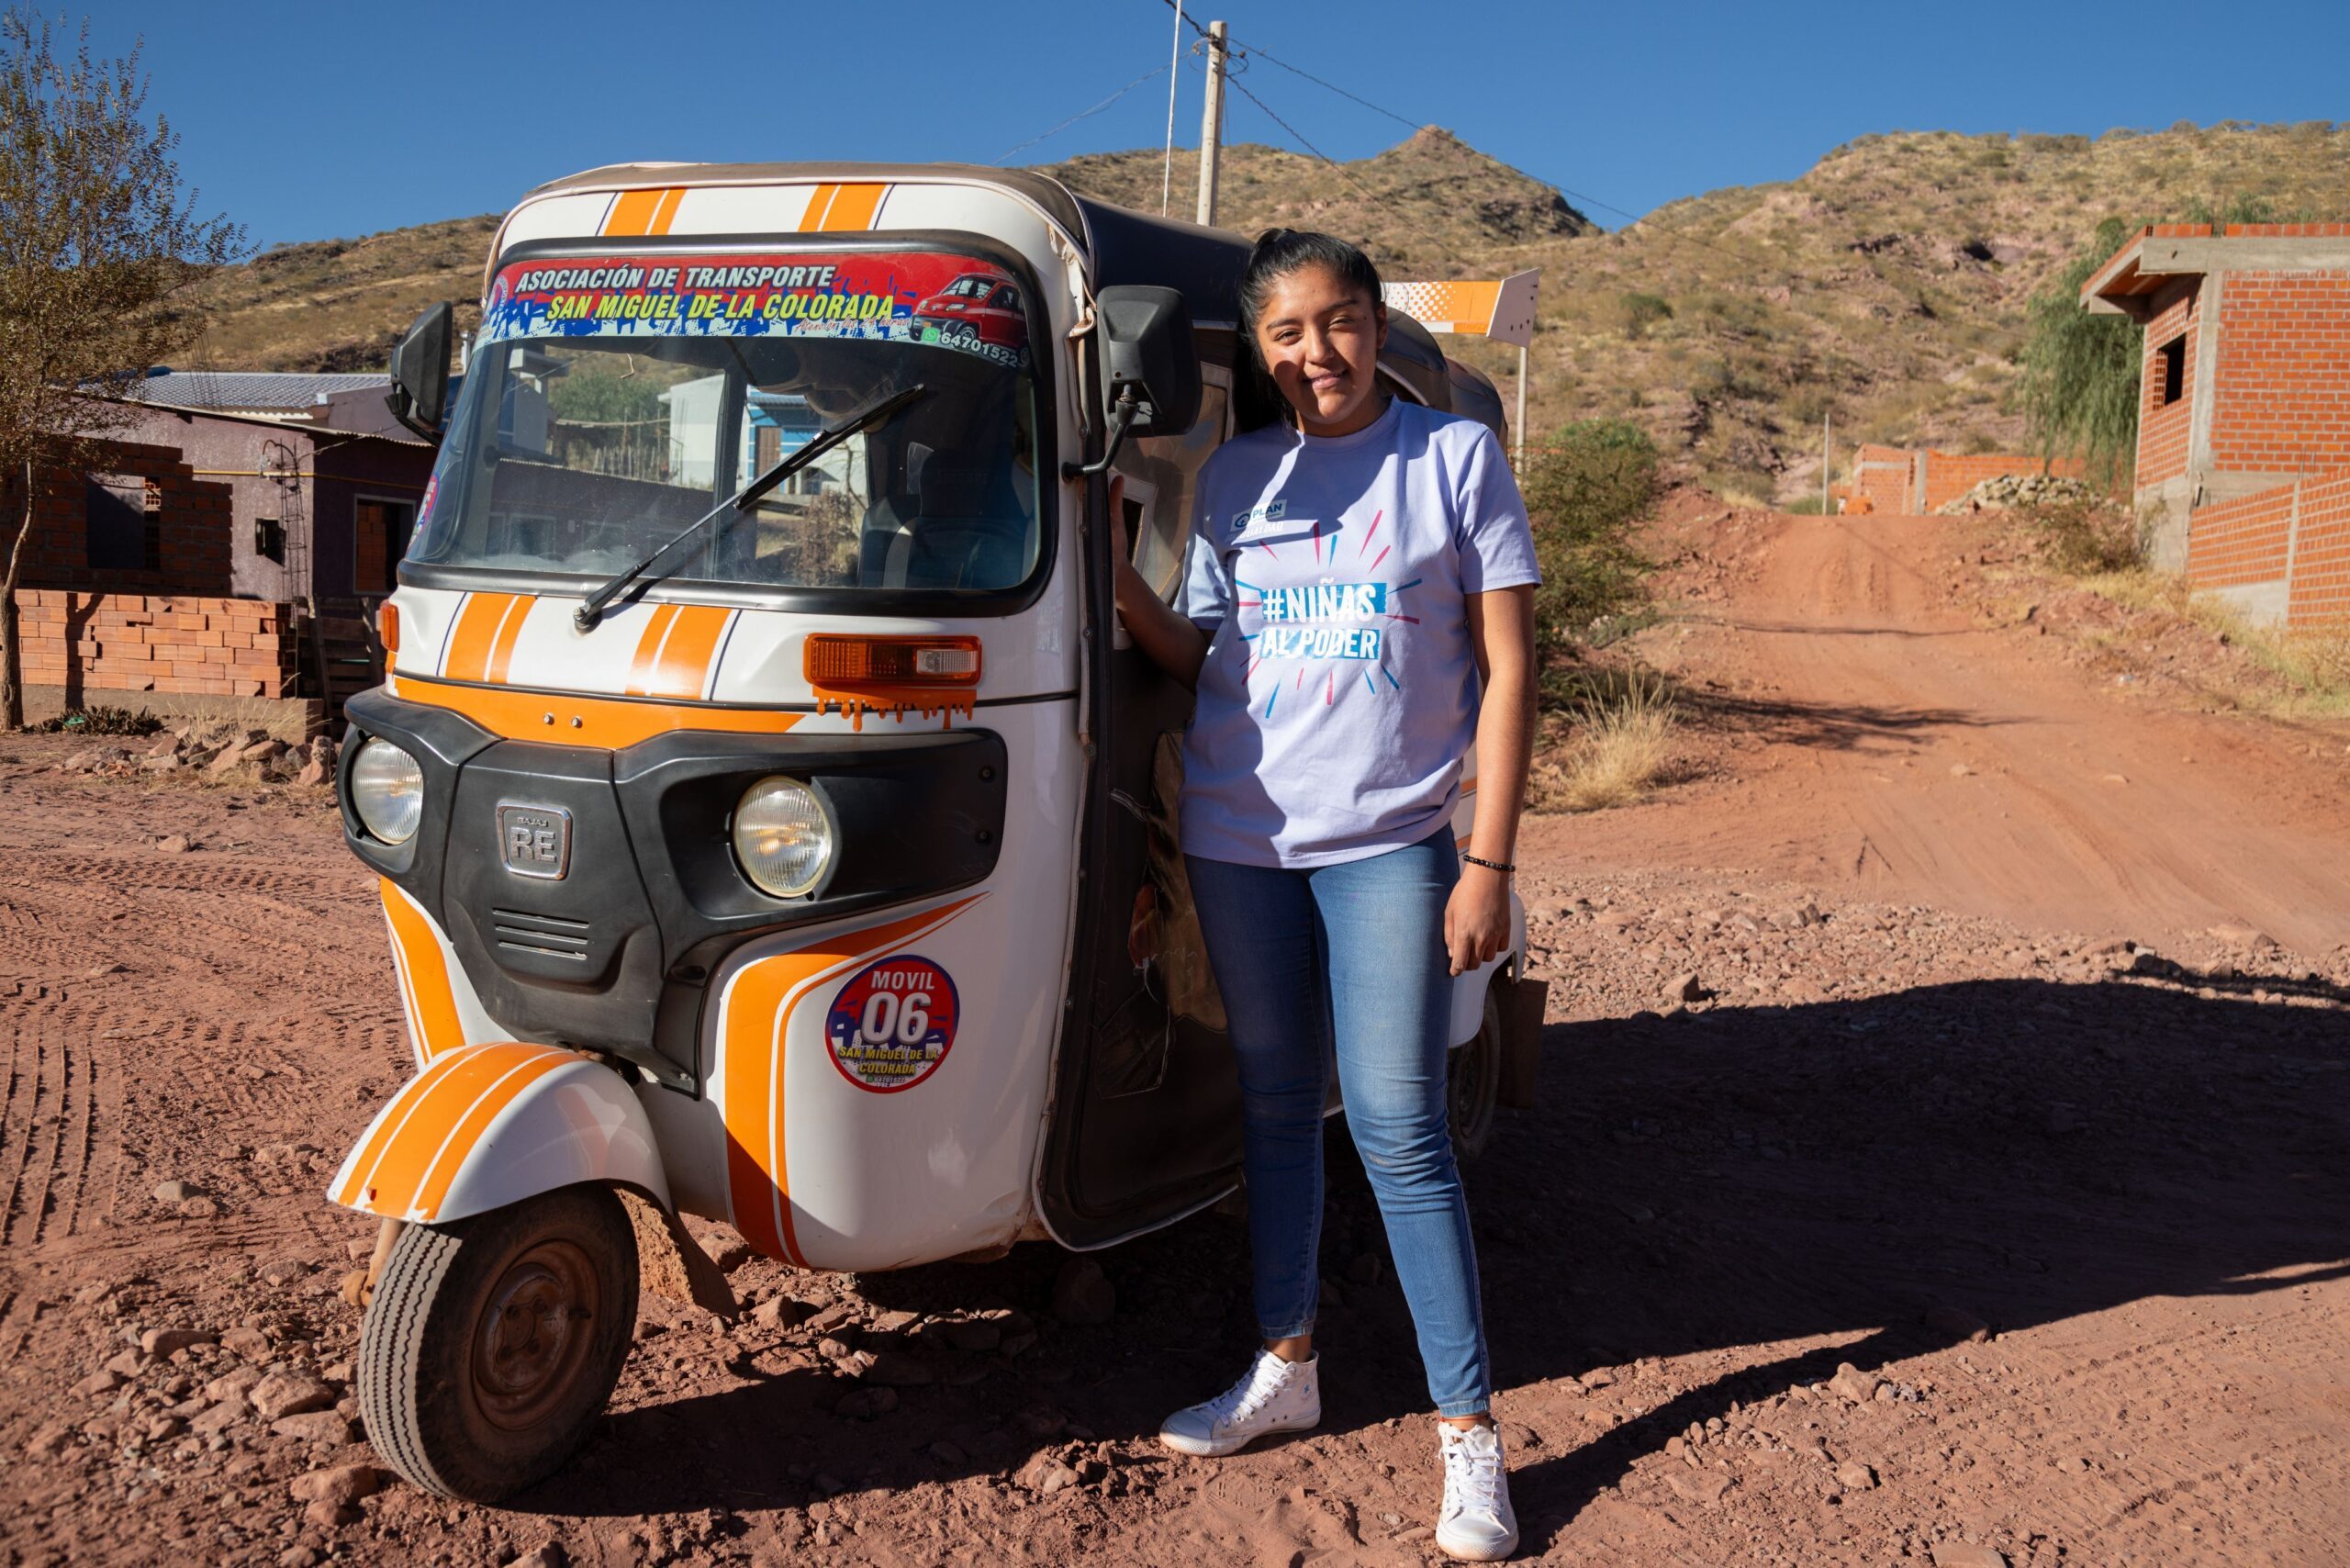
1444, 864, 1513, 978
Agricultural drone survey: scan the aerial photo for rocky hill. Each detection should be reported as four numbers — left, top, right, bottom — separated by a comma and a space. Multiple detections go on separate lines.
182, 121, 2350, 502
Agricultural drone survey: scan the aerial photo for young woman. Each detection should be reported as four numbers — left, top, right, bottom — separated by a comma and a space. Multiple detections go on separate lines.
1112, 230, 1539, 1562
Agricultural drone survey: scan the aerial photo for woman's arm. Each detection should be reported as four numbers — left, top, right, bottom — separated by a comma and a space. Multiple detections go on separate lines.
1446, 583, 1537, 976
1109, 479, 1211, 689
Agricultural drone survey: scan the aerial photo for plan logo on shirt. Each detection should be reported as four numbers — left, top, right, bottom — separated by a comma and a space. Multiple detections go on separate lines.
1229, 498, 1287, 534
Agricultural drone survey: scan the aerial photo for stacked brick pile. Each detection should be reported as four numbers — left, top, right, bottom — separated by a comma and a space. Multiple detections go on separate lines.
14, 591, 298, 700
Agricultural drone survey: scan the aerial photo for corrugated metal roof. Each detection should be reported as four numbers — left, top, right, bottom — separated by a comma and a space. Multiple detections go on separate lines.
130, 372, 390, 414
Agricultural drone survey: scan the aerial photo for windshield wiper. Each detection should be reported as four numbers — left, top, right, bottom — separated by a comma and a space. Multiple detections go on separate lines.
573, 383, 929, 631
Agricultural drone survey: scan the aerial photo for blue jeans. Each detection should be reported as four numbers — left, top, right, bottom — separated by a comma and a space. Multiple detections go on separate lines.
1185, 829, 1492, 1418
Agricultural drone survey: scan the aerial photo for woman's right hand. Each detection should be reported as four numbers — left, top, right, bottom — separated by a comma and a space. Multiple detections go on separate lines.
1100, 473, 1209, 689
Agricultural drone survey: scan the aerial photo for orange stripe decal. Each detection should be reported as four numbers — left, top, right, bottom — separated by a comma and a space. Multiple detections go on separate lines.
332, 1042, 493, 1207
604, 188, 665, 236
442, 593, 519, 682
797, 183, 838, 232
408, 1048, 580, 1218
357, 1043, 564, 1215
721, 896, 984, 1266
648, 186, 685, 235
641, 605, 733, 699
391, 675, 803, 748
825, 183, 886, 231
625, 603, 682, 694
381, 879, 465, 1065
484, 595, 536, 685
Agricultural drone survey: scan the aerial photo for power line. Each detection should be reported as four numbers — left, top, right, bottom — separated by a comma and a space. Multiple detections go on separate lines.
992, 65, 1169, 166
1243, 43, 1418, 133
1204, 12, 1772, 271
1221, 71, 1479, 271
1157, 0, 1207, 37
1149, 3, 1774, 275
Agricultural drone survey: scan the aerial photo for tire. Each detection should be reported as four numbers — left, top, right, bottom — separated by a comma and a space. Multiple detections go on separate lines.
1448, 981, 1504, 1162
358, 1184, 638, 1502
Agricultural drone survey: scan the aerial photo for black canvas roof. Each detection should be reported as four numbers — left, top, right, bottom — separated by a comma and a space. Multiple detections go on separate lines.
1069, 197, 1251, 326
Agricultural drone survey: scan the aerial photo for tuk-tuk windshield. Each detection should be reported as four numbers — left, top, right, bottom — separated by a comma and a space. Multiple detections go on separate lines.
408, 249, 1044, 597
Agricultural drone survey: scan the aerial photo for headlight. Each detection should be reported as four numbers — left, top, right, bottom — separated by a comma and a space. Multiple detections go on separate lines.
349, 738, 425, 845
733, 776, 833, 898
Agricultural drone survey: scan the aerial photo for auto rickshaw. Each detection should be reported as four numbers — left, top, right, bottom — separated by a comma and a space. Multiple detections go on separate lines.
330, 160, 1550, 1502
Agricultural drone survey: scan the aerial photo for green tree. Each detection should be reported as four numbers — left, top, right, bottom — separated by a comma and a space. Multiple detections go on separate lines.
0, 11, 243, 727
2017, 217, 2143, 491
1517, 419, 1658, 655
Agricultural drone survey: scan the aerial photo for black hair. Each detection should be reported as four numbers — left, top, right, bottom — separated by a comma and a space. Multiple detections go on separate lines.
1235, 229, 1386, 429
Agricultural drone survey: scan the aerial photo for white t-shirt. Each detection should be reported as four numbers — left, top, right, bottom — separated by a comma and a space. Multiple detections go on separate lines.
1175, 398, 1540, 868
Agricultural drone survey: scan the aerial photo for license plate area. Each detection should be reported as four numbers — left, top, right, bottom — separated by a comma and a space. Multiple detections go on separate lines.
497, 802, 573, 880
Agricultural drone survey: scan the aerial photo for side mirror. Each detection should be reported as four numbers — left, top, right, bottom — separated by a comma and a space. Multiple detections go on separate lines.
386, 301, 453, 443
1064, 286, 1200, 477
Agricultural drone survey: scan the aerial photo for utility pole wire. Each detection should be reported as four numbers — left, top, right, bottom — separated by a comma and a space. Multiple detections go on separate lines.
1190, 9, 1776, 274
1157, 0, 1207, 38
1221, 72, 1479, 271
1244, 44, 1420, 132
991, 64, 1168, 166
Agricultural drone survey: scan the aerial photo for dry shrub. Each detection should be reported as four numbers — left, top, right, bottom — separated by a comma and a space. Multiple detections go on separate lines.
1535, 671, 1677, 812
2018, 494, 2138, 575
2274, 628, 2350, 703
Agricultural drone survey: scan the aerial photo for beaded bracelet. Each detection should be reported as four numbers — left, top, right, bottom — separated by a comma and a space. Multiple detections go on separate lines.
1460, 853, 1516, 875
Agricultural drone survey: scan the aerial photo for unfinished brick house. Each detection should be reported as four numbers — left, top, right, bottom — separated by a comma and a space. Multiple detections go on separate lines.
7, 377, 436, 733
2083, 223, 2350, 626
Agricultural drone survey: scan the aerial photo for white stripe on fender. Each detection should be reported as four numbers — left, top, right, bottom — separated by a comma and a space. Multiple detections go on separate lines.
347, 1042, 496, 1204
405, 1054, 552, 1220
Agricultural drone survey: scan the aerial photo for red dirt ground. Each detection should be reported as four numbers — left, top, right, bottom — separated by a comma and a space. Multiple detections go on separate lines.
2, 510, 2345, 1566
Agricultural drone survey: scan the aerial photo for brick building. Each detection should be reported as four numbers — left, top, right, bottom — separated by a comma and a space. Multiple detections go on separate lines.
6, 376, 437, 731
5, 436, 299, 719
2082, 223, 2350, 625
102, 373, 436, 602
1845, 444, 2088, 515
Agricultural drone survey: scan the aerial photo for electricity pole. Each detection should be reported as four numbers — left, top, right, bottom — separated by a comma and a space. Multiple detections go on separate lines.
1821, 412, 1832, 515
1196, 20, 1228, 227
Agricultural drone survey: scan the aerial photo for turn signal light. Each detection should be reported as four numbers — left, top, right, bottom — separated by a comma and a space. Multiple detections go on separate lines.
377, 602, 401, 655
804, 634, 981, 687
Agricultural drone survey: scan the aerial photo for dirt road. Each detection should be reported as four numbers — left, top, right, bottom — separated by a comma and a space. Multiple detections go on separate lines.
2, 511, 2345, 1566
1542, 511, 2350, 956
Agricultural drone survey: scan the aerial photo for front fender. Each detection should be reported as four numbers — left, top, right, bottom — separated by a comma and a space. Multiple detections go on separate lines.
328, 1042, 669, 1225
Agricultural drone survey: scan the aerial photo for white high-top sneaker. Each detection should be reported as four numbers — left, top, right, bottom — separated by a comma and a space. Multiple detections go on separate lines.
1158, 1350, 1321, 1457
1436, 1420, 1518, 1561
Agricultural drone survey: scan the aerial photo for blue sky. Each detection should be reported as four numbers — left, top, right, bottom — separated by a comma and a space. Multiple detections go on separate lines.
84, 0, 2350, 250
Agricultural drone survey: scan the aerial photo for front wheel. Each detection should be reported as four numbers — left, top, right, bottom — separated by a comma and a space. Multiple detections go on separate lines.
357, 1184, 638, 1502
1447, 981, 1504, 1161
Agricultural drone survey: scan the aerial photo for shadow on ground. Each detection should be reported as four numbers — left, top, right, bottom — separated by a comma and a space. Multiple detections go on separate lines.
520, 970, 2349, 1535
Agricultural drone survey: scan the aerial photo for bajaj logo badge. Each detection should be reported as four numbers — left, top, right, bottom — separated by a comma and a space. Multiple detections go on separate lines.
496, 803, 572, 880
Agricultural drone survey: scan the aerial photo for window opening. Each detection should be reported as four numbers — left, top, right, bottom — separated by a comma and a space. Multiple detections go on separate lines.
2158, 335, 2186, 407
85, 473, 155, 572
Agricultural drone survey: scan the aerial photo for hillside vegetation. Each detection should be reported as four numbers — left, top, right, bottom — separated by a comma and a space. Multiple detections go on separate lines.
184, 121, 2350, 502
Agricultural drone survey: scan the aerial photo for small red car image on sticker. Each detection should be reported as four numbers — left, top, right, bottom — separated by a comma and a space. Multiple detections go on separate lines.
824, 955, 962, 1092
911, 273, 1028, 352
